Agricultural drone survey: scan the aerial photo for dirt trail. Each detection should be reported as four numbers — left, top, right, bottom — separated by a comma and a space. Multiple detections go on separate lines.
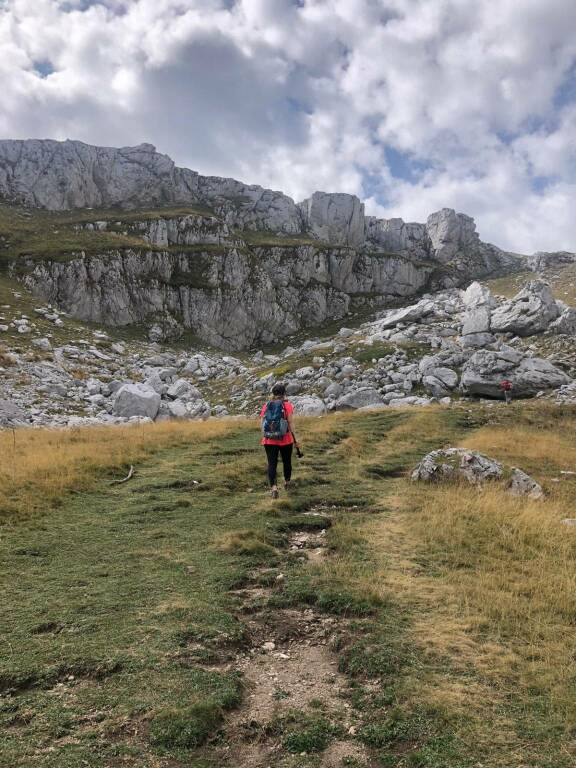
218, 522, 372, 768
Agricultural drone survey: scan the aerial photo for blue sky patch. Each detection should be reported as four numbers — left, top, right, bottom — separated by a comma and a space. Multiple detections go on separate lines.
33, 60, 55, 78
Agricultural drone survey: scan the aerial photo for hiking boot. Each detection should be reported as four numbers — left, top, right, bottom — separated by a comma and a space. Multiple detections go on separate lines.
271, 487, 279, 499
284, 480, 291, 492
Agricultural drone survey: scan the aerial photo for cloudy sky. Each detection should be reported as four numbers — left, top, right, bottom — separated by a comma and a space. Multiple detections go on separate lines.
1, 0, 575, 252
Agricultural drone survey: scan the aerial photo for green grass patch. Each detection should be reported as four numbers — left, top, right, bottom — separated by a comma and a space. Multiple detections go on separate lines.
149, 702, 224, 750
267, 710, 342, 753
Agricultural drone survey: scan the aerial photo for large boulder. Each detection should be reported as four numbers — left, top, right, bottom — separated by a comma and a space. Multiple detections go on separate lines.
459, 332, 496, 348
113, 383, 161, 419
168, 398, 211, 420
334, 387, 385, 410
376, 299, 435, 330
0, 399, 28, 427
463, 281, 496, 309
289, 395, 327, 416
460, 347, 570, 397
166, 378, 202, 401
386, 395, 431, 407
490, 281, 560, 336
461, 282, 495, 337
461, 306, 491, 335
411, 448, 503, 484
419, 358, 459, 393
412, 448, 542, 497
550, 307, 576, 335
423, 368, 459, 396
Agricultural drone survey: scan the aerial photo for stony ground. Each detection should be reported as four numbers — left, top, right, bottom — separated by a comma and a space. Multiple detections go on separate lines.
4, 265, 576, 429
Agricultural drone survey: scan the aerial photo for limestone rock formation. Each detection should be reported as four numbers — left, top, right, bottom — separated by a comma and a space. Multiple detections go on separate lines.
113, 383, 161, 419
0, 139, 302, 234
20, 245, 438, 350
299, 192, 365, 246
490, 281, 560, 336
334, 387, 384, 410
411, 448, 504, 484
463, 281, 496, 309
460, 347, 570, 397
508, 468, 544, 499
375, 299, 436, 330
526, 251, 576, 272
289, 395, 327, 416
0, 140, 195, 210
426, 209, 479, 263
365, 209, 521, 282
0, 139, 531, 349
365, 217, 428, 257
551, 307, 576, 335
412, 448, 543, 497
0, 398, 28, 427
0, 139, 522, 270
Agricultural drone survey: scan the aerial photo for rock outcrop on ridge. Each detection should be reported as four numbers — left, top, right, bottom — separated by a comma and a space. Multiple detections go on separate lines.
0, 137, 516, 254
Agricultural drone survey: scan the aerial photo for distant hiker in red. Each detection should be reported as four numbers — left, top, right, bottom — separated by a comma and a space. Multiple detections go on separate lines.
260, 383, 301, 499
499, 379, 513, 404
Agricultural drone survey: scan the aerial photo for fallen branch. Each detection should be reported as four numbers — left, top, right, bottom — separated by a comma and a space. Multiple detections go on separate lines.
109, 465, 135, 485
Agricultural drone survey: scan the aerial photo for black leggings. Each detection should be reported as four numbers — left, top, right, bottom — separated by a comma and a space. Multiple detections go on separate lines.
264, 444, 293, 486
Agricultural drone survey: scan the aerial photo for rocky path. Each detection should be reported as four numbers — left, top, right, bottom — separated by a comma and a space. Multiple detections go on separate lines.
216, 521, 373, 768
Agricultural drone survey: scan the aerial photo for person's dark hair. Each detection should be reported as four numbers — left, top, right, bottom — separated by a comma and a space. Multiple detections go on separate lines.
272, 382, 286, 398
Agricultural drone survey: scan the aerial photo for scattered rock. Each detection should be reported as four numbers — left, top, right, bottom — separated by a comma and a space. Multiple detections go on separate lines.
334, 387, 384, 410
411, 448, 503, 484
508, 468, 544, 499
289, 395, 327, 416
113, 383, 161, 419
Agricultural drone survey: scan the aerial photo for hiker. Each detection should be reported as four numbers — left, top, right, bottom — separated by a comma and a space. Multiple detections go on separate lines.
499, 378, 513, 404
260, 383, 301, 499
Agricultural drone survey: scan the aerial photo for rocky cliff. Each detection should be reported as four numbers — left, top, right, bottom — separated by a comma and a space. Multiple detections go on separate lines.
18, 214, 437, 349
1, 139, 525, 349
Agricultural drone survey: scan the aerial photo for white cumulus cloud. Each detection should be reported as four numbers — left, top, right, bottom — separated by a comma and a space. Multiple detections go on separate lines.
0, 0, 575, 252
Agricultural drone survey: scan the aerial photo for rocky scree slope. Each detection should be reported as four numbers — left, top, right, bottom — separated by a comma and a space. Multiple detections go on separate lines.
0, 139, 527, 349
2, 275, 576, 429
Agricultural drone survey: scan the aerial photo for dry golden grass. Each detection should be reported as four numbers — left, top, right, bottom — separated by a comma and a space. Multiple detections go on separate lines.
363, 412, 576, 745
460, 423, 576, 473
0, 419, 243, 519
402, 483, 576, 733
488, 263, 576, 306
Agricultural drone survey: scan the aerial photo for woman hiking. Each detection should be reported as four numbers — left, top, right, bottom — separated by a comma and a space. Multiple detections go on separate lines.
260, 383, 301, 499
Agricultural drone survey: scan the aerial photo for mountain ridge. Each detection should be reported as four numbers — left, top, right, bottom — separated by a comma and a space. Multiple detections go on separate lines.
0, 137, 515, 255
0, 138, 568, 350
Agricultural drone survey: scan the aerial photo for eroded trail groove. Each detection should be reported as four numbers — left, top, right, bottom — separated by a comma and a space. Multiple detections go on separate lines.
218, 523, 372, 767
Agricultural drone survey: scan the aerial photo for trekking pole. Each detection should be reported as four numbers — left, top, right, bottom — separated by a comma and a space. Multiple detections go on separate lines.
290, 426, 304, 458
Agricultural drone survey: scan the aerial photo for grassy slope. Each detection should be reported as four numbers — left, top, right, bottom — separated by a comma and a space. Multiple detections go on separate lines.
0, 202, 334, 268
2, 405, 576, 767
488, 264, 576, 307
